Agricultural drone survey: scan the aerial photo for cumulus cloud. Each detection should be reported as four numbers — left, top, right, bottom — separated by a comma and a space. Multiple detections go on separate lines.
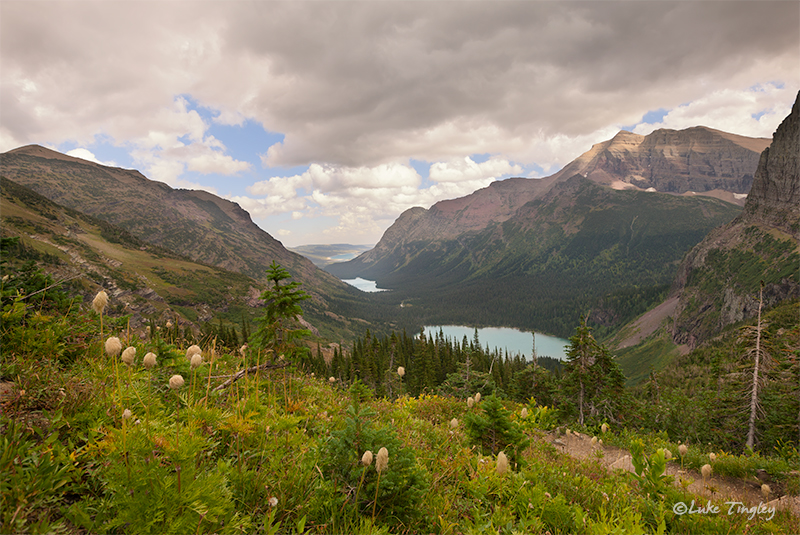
632, 83, 794, 138
65, 148, 115, 167
430, 157, 522, 183
1, 0, 797, 243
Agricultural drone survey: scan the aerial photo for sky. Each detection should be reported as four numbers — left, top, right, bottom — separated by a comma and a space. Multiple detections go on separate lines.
1, 1, 798, 247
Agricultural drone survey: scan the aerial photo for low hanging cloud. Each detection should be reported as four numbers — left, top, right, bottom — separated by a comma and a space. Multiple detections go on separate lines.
235, 156, 516, 242
1, 1, 797, 243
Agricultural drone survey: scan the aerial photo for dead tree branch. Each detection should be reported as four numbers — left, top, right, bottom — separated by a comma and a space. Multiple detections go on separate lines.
212, 361, 290, 392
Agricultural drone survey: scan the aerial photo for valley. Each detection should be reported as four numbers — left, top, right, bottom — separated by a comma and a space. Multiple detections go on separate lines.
1, 92, 798, 535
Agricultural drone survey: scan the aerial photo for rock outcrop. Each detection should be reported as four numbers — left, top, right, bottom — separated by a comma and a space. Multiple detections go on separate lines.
671, 91, 800, 347
741, 94, 800, 235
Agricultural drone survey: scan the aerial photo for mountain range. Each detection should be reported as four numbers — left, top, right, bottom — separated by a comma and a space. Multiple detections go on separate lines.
327, 125, 771, 338
0, 146, 382, 340
2, 104, 795, 352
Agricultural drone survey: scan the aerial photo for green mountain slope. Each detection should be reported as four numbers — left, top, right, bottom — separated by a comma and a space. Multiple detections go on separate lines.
0, 176, 382, 342
333, 176, 742, 338
0, 146, 389, 341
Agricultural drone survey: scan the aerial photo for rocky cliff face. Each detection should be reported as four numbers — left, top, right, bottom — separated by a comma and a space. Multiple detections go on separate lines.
331, 125, 768, 281
741, 95, 800, 235
551, 126, 769, 199
671, 92, 800, 348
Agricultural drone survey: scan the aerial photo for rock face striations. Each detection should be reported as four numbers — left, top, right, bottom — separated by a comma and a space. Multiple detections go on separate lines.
330, 124, 768, 286
671, 91, 800, 348
549, 127, 769, 201
741, 95, 800, 235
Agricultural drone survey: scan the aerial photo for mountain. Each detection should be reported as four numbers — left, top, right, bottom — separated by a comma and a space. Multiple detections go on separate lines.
549, 126, 769, 203
670, 91, 800, 348
0, 146, 379, 340
327, 125, 765, 337
1, 175, 258, 332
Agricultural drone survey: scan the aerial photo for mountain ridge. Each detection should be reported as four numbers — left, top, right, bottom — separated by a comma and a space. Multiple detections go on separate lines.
0, 144, 387, 341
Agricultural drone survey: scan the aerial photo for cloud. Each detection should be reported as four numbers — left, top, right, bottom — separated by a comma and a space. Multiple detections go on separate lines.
632, 83, 794, 138
1, 1, 797, 244
65, 148, 115, 167
238, 156, 517, 243
430, 157, 522, 183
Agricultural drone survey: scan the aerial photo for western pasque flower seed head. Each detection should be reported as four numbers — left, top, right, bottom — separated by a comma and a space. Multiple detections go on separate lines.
362, 450, 373, 466
496, 451, 508, 475
169, 374, 185, 390
92, 290, 108, 314
376, 447, 389, 473
121, 346, 136, 366
143, 352, 157, 369
105, 336, 122, 357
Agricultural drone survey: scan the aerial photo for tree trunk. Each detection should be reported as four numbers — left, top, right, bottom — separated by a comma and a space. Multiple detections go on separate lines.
746, 283, 764, 450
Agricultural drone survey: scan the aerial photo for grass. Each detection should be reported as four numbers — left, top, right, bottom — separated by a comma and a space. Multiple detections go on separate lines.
3, 313, 799, 534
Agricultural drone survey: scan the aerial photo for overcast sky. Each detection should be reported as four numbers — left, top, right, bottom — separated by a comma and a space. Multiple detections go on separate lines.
2, 1, 798, 246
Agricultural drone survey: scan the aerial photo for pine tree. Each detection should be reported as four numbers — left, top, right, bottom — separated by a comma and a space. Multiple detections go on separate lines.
251, 261, 310, 360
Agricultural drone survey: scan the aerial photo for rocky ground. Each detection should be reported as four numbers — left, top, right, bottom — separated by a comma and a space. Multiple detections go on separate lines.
544, 429, 800, 518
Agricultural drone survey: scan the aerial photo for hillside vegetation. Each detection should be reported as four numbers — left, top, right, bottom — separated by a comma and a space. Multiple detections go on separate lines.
2, 258, 799, 534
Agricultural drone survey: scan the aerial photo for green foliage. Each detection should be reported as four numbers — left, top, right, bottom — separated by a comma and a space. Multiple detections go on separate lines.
464, 394, 529, 466
563, 317, 627, 425
323, 382, 428, 523
251, 261, 311, 361
0, 413, 78, 534
629, 440, 674, 500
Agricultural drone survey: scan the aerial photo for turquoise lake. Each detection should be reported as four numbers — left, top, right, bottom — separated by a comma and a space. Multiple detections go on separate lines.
423, 325, 569, 361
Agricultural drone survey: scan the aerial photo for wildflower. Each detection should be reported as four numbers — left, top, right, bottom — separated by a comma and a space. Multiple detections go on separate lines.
105, 336, 122, 357
397, 366, 405, 377
269, 496, 278, 508
678, 444, 688, 457
190, 353, 203, 369
169, 374, 185, 390
591, 436, 598, 446
474, 392, 481, 403
450, 418, 459, 429
92, 290, 108, 314
329, 376, 336, 383
186, 345, 201, 360
122, 408, 132, 420
121, 346, 136, 366
598, 439, 603, 445
664, 449, 672, 460
520, 408, 528, 419
761, 484, 771, 499
376, 447, 389, 473
362, 450, 373, 466
467, 396, 475, 408
496, 451, 508, 475
166, 320, 173, 328
701, 463, 712, 481
544, 492, 552, 499
239, 345, 247, 357
601, 423, 609, 433
709, 452, 716, 462
143, 352, 157, 369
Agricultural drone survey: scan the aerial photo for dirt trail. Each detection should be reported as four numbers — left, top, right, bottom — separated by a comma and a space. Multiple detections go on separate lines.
544, 429, 800, 516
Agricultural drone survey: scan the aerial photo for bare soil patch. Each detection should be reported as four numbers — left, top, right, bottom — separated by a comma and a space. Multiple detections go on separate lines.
544, 429, 800, 517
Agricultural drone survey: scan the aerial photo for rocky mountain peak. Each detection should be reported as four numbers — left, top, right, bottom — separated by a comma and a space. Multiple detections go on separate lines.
741, 91, 800, 236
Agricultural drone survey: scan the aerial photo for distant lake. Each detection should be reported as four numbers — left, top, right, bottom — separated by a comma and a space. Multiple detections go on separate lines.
331, 253, 358, 261
342, 277, 389, 292
423, 325, 569, 361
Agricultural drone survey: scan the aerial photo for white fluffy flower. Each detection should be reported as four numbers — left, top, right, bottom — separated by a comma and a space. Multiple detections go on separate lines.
169, 374, 185, 390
